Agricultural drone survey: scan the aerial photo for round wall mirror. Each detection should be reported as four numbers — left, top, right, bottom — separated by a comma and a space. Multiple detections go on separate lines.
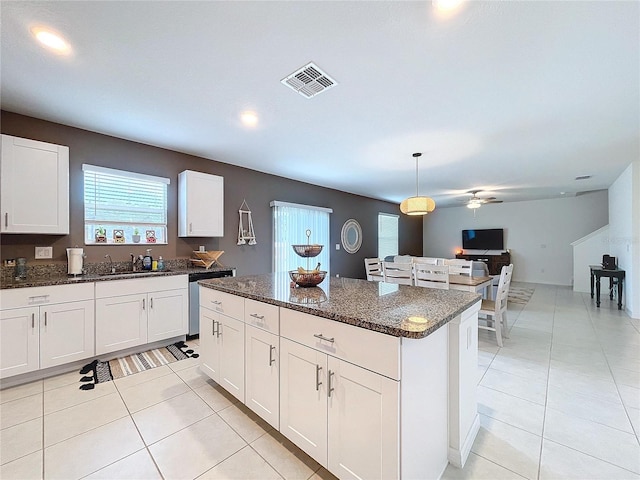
341, 219, 362, 254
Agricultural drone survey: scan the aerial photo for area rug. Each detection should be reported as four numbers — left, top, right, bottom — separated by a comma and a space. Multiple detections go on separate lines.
79, 341, 198, 390
508, 286, 535, 305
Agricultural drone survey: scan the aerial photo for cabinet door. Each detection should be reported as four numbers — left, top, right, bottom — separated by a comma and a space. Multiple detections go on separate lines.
178, 170, 224, 237
327, 357, 399, 480
95, 294, 147, 355
147, 289, 188, 342
40, 300, 95, 369
199, 306, 220, 382
245, 325, 279, 429
280, 338, 328, 467
1, 134, 69, 234
219, 314, 245, 402
0, 307, 39, 378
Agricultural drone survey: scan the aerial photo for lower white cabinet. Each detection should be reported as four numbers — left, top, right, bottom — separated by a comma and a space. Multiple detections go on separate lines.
95, 276, 188, 355
245, 324, 279, 429
199, 305, 245, 402
0, 284, 95, 378
279, 337, 399, 478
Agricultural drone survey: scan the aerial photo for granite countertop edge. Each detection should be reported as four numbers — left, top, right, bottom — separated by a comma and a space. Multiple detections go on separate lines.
200, 281, 480, 340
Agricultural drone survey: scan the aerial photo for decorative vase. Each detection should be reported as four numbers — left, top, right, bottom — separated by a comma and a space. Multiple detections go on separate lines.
132, 234, 141, 243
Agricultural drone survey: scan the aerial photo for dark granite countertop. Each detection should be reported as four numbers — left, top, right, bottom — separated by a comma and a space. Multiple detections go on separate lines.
0, 266, 235, 290
199, 273, 481, 339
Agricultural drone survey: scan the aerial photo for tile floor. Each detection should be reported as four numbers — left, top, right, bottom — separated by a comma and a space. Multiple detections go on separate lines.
1, 283, 639, 479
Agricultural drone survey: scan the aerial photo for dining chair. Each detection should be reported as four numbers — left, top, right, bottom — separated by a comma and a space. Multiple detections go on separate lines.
413, 264, 450, 289
412, 257, 440, 265
478, 264, 513, 347
444, 259, 473, 276
382, 261, 413, 285
364, 258, 384, 282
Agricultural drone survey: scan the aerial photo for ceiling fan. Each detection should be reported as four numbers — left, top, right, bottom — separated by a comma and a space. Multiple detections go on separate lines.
463, 190, 503, 209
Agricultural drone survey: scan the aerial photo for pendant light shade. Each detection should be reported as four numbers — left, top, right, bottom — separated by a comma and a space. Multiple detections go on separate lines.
400, 153, 436, 216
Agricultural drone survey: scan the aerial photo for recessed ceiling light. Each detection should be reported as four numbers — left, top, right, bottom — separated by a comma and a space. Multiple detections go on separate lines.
433, 0, 466, 14
30, 27, 71, 55
240, 111, 258, 127
560, 192, 566, 195
575, 175, 592, 181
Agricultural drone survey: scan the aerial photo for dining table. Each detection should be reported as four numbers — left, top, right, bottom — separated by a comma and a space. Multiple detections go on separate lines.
449, 274, 493, 300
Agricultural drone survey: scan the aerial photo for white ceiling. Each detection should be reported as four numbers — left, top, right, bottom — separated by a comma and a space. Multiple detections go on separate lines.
1, 1, 638, 207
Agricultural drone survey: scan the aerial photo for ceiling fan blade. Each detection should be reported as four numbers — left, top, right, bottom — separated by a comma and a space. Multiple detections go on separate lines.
485, 200, 503, 204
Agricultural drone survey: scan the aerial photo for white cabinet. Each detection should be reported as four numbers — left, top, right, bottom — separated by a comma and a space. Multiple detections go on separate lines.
1, 134, 69, 234
95, 276, 188, 355
178, 170, 224, 237
0, 284, 94, 378
245, 325, 279, 429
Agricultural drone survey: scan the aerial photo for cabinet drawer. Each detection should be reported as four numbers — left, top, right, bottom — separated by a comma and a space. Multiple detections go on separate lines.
199, 287, 244, 320
280, 308, 400, 380
244, 299, 279, 334
1, 283, 94, 310
95, 275, 187, 298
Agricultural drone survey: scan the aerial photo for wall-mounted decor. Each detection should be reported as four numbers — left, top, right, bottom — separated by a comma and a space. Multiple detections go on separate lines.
237, 199, 257, 245
341, 219, 362, 254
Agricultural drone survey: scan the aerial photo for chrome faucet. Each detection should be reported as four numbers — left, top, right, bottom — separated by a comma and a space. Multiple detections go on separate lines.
104, 254, 115, 274
130, 253, 143, 272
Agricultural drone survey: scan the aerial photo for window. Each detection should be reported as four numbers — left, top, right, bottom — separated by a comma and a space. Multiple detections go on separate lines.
271, 201, 332, 277
378, 213, 399, 260
83, 164, 169, 245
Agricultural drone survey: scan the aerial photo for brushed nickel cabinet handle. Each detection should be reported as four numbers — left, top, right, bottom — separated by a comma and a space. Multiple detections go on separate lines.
216, 321, 222, 338
142, 298, 146, 310
44, 311, 47, 327
315, 365, 323, 391
31, 313, 35, 329
150, 298, 153, 309
313, 333, 335, 343
328, 370, 335, 397
189, 222, 193, 233
269, 345, 276, 366
250, 313, 265, 321
4, 213, 7, 227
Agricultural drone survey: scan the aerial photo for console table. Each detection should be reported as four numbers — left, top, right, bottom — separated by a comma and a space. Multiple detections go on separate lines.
456, 252, 511, 276
590, 265, 625, 310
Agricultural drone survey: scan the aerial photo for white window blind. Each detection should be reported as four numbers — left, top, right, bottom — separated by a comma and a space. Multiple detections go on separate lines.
83, 164, 169, 245
378, 213, 399, 260
271, 201, 332, 278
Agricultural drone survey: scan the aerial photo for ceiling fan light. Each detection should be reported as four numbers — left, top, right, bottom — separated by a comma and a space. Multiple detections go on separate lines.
467, 202, 481, 209
400, 196, 436, 215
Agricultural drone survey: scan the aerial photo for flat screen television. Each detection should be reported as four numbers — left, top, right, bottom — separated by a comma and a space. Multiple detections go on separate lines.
462, 228, 504, 250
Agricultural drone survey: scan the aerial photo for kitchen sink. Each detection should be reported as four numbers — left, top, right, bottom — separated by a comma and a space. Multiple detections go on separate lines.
99, 270, 171, 276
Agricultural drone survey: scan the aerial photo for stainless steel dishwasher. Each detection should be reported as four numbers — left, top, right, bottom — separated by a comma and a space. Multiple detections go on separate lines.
188, 269, 235, 337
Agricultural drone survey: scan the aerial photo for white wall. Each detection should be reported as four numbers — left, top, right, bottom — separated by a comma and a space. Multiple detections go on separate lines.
608, 161, 639, 318
422, 191, 609, 285
572, 225, 610, 293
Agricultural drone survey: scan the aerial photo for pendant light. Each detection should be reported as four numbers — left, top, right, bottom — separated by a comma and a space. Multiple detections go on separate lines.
400, 152, 436, 215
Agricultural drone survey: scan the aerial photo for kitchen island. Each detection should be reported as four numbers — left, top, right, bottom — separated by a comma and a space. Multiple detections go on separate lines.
199, 273, 481, 480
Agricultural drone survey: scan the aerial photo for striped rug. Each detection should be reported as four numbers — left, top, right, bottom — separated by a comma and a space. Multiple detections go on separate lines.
508, 286, 535, 305
79, 341, 198, 390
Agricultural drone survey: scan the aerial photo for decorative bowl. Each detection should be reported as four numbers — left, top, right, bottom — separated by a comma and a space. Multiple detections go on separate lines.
289, 270, 327, 287
292, 244, 323, 257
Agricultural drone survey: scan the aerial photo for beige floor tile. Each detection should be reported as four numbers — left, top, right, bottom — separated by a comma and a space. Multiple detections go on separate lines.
611, 366, 640, 388
539, 439, 640, 480
44, 416, 144, 480
44, 392, 129, 447
543, 408, 640, 474
618, 384, 640, 410
174, 364, 211, 389
0, 393, 42, 429
251, 430, 321, 480
480, 368, 547, 405
132, 390, 213, 445
471, 414, 541, 480
0, 450, 42, 480
628, 407, 640, 439
547, 367, 621, 404
478, 386, 545, 435
117, 371, 190, 413
113, 364, 173, 391
193, 381, 238, 412
43, 370, 82, 391
546, 384, 634, 433
0, 418, 42, 465
84, 448, 161, 479
218, 402, 273, 443
309, 467, 340, 480
0, 380, 42, 404
44, 380, 116, 415
168, 355, 201, 372
149, 414, 246, 479
198, 445, 283, 479
490, 355, 549, 383
442, 452, 526, 479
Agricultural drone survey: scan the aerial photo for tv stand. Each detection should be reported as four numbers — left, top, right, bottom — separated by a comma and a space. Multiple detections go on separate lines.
456, 252, 511, 276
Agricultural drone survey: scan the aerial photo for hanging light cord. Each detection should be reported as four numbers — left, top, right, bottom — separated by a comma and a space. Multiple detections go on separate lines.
413, 152, 422, 196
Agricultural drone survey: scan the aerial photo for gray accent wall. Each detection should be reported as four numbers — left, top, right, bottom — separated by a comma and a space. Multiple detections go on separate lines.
423, 191, 609, 286
0, 111, 423, 278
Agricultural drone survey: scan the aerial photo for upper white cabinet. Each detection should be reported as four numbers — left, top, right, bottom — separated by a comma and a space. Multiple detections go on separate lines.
1, 134, 69, 234
178, 170, 224, 237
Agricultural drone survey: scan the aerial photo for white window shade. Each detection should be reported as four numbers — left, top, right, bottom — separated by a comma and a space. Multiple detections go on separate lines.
378, 213, 399, 260
83, 164, 169, 245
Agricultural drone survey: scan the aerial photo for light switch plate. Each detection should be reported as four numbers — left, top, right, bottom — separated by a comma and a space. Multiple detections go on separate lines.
35, 246, 53, 259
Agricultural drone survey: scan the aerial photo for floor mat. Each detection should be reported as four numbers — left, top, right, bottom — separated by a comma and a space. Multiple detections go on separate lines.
508, 286, 535, 305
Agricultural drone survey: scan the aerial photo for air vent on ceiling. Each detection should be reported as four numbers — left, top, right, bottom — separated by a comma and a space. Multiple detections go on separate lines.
575, 175, 592, 180
281, 62, 337, 99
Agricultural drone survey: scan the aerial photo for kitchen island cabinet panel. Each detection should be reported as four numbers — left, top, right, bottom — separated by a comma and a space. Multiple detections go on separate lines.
147, 289, 188, 343
95, 294, 147, 355
245, 324, 279, 429
0, 307, 39, 378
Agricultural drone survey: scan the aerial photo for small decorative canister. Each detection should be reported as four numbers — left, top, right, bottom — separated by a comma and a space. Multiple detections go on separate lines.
15, 257, 27, 280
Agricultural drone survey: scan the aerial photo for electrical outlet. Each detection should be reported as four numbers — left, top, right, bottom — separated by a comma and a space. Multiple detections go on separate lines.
35, 246, 53, 259
336, 244, 340, 250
